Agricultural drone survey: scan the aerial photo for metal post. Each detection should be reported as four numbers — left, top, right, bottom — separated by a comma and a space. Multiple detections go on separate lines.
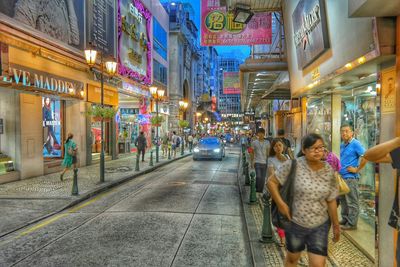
155, 99, 159, 163
100, 52, 105, 183
135, 151, 140, 171
249, 171, 257, 204
149, 150, 154, 166
168, 147, 171, 160
259, 196, 274, 243
181, 137, 184, 156
71, 168, 79, 196
245, 162, 250, 185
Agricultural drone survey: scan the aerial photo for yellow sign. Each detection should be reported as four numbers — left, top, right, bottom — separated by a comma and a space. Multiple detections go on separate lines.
87, 84, 118, 106
381, 68, 396, 114
311, 67, 320, 81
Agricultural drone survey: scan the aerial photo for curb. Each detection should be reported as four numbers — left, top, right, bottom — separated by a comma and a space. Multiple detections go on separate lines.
0, 153, 192, 239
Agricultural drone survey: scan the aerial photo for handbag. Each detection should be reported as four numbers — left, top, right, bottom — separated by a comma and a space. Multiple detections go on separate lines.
336, 172, 350, 195
271, 159, 297, 230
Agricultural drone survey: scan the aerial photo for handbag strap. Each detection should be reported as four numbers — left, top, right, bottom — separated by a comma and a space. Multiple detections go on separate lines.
286, 159, 297, 210
394, 174, 400, 214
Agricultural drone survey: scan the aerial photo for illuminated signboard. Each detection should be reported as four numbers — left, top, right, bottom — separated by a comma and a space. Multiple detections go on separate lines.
42, 97, 62, 158
118, 0, 152, 85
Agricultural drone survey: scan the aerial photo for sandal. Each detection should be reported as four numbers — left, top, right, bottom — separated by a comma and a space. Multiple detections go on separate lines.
60, 173, 64, 181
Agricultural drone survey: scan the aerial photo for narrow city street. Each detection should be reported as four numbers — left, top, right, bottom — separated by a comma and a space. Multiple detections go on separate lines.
0, 148, 253, 266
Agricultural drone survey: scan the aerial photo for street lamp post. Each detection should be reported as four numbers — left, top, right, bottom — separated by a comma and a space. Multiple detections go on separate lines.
179, 100, 188, 155
150, 86, 165, 163
84, 43, 117, 183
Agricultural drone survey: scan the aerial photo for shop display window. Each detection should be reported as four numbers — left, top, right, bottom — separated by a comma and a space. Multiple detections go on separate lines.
306, 96, 332, 149
42, 97, 63, 158
341, 84, 379, 225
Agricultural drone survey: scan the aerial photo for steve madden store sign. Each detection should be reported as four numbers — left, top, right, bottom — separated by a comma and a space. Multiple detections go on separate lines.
1, 64, 84, 97
292, 0, 329, 69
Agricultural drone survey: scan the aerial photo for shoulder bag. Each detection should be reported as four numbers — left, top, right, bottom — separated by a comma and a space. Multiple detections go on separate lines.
336, 172, 350, 195
271, 159, 297, 230
388, 173, 400, 230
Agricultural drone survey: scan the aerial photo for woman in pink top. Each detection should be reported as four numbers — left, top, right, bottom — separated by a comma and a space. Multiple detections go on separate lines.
323, 148, 341, 172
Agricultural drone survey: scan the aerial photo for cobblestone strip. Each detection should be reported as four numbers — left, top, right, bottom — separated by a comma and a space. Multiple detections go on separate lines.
250, 198, 374, 267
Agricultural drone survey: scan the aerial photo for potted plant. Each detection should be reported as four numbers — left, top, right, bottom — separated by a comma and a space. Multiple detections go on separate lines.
151, 115, 164, 126
178, 120, 189, 129
87, 106, 117, 121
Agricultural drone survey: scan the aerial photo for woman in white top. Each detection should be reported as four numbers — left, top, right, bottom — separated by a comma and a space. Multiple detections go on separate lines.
267, 138, 289, 246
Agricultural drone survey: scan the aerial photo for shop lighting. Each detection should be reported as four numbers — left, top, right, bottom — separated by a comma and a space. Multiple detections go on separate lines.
68, 87, 75, 94
367, 86, 373, 92
80, 89, 85, 97
345, 63, 352, 69
358, 56, 366, 64
376, 83, 381, 90
233, 4, 254, 24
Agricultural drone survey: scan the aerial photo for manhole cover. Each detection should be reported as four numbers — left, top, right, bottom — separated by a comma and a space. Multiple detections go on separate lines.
105, 166, 133, 173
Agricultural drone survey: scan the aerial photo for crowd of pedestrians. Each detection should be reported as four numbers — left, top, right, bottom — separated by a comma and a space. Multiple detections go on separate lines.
244, 126, 400, 267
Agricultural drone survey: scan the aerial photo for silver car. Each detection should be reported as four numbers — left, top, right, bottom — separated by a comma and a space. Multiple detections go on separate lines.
193, 137, 225, 161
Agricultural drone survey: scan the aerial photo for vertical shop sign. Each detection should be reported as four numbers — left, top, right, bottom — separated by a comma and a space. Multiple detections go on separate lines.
42, 97, 62, 158
118, 0, 152, 85
292, 0, 329, 69
223, 72, 241, 94
201, 0, 272, 46
381, 68, 396, 114
86, 0, 116, 57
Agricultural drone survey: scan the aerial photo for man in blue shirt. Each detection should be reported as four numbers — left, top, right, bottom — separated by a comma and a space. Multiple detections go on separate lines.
339, 124, 367, 230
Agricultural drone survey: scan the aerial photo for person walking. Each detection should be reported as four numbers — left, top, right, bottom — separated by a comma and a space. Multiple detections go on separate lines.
277, 129, 294, 159
250, 128, 270, 194
60, 133, 77, 181
171, 131, 180, 158
135, 131, 147, 162
267, 138, 290, 246
267, 133, 340, 267
188, 134, 194, 152
161, 133, 169, 157
339, 124, 367, 230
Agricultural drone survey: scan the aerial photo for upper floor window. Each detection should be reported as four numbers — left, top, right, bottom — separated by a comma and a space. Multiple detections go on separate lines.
153, 18, 168, 60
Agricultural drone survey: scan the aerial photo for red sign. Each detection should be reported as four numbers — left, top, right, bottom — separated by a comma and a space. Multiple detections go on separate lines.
201, 0, 272, 46
223, 72, 241, 94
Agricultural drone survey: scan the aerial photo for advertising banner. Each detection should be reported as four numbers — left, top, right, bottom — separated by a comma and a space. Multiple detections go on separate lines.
223, 72, 241, 94
201, 0, 272, 46
42, 97, 62, 158
118, 0, 152, 85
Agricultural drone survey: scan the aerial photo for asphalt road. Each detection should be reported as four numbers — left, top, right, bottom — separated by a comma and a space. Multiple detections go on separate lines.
0, 148, 252, 267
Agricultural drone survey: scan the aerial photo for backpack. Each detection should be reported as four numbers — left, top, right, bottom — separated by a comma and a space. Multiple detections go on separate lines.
176, 136, 181, 147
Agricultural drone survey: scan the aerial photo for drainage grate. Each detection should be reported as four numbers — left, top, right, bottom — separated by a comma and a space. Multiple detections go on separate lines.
193, 180, 238, 186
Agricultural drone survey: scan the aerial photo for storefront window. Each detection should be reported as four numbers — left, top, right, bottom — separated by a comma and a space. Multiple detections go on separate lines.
306, 96, 332, 149
341, 84, 379, 225
42, 97, 63, 158
90, 104, 111, 160
118, 108, 140, 154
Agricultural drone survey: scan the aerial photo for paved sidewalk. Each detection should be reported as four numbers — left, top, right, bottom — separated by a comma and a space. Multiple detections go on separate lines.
0, 150, 191, 238
238, 153, 374, 267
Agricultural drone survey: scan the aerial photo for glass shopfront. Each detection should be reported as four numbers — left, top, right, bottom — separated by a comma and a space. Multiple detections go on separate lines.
90, 104, 111, 161
42, 97, 63, 158
341, 83, 379, 225
0, 89, 16, 177
118, 108, 140, 154
306, 95, 332, 150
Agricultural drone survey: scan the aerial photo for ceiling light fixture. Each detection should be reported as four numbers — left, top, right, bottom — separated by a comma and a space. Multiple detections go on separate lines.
233, 4, 254, 24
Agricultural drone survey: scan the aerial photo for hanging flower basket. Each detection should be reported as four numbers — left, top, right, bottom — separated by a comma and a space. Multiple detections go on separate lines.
151, 115, 164, 126
87, 106, 117, 121
178, 120, 189, 129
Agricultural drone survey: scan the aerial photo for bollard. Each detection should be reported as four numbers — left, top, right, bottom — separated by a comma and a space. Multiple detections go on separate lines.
245, 162, 250, 185
135, 152, 140, 171
149, 150, 154, 166
249, 171, 257, 204
181, 142, 184, 156
259, 195, 275, 243
71, 168, 79, 196
168, 147, 171, 160
243, 158, 247, 175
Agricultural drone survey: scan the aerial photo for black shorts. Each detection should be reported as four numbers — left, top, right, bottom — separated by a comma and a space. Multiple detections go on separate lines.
72, 156, 77, 164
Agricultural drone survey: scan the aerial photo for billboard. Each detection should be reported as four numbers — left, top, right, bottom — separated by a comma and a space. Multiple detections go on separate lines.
42, 97, 62, 158
201, 0, 272, 46
118, 0, 152, 85
223, 72, 241, 94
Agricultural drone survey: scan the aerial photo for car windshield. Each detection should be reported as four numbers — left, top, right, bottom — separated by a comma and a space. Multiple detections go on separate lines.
199, 138, 220, 145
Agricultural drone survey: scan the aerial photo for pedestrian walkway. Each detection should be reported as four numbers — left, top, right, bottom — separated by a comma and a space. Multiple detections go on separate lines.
0, 149, 191, 238
238, 152, 375, 267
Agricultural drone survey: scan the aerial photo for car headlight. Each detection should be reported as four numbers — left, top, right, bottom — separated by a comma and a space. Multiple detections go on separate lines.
213, 148, 221, 153
193, 148, 200, 153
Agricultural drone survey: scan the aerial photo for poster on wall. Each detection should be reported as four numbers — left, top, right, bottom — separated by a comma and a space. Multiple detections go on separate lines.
42, 97, 62, 158
381, 68, 396, 114
223, 72, 241, 94
201, 0, 272, 46
292, 0, 330, 69
118, 0, 152, 85
86, 0, 116, 57
0, 0, 85, 50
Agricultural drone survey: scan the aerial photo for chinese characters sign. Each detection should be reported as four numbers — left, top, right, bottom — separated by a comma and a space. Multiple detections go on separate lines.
223, 72, 241, 94
201, 0, 272, 46
118, 0, 152, 85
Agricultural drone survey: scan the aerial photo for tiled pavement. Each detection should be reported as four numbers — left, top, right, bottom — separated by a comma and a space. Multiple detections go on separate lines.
0, 150, 191, 237
238, 154, 375, 267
